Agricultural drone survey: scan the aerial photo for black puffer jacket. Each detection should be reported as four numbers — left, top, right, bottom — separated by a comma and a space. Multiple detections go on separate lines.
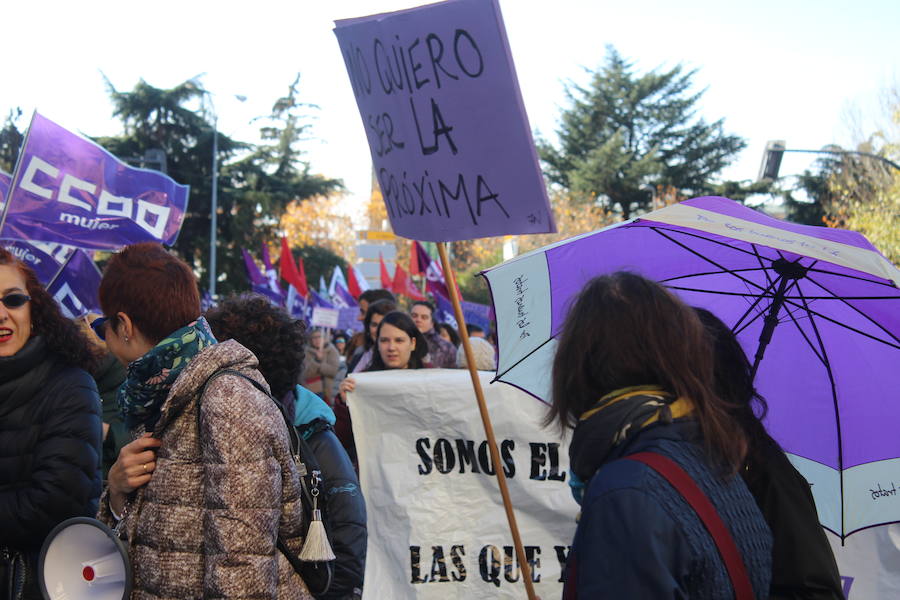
0, 336, 102, 595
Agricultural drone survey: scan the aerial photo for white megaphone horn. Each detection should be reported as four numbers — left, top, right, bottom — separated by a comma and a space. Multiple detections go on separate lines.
38, 517, 132, 600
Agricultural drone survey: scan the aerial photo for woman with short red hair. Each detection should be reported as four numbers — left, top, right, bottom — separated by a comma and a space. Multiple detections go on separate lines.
96, 242, 313, 599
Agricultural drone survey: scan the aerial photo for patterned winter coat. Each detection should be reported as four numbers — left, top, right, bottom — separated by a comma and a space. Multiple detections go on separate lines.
97, 340, 312, 599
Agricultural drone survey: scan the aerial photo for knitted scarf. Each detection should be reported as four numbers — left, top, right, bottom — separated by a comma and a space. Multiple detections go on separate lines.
568, 385, 693, 504
118, 317, 217, 431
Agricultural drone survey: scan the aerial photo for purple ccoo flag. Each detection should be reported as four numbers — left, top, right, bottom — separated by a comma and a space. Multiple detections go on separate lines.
46, 249, 102, 319
332, 281, 358, 308
0, 113, 189, 250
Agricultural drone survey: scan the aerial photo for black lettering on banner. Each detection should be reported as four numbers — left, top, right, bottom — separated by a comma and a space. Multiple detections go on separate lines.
554, 545, 572, 583
425, 33, 459, 89
501, 439, 516, 478
367, 112, 405, 157
393, 34, 413, 94
503, 546, 519, 583
478, 440, 495, 475
547, 442, 566, 481
434, 438, 456, 474
453, 29, 484, 77
456, 439, 480, 474
410, 96, 458, 156
410, 545, 425, 583
438, 174, 477, 226
526, 546, 542, 583
429, 545, 451, 582
407, 37, 430, 90
416, 438, 433, 475
479, 545, 502, 588
450, 545, 467, 582
475, 174, 510, 218
374, 38, 394, 94
530, 442, 548, 481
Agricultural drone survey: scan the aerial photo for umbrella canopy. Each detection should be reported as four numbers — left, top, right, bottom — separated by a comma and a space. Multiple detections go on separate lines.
482, 196, 900, 539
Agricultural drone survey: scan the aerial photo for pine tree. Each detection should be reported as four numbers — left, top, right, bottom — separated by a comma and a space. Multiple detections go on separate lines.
539, 46, 745, 219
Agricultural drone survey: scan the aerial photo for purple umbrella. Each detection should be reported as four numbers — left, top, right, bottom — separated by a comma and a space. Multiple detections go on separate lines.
483, 196, 900, 539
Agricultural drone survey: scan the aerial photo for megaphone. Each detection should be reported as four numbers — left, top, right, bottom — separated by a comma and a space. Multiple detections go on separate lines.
38, 517, 132, 600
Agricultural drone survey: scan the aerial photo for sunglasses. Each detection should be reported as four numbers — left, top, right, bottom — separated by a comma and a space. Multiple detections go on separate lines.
90, 316, 109, 341
1, 293, 31, 309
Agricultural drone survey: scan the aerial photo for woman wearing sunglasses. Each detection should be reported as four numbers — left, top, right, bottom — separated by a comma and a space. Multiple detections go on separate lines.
0, 247, 103, 599
94, 242, 313, 599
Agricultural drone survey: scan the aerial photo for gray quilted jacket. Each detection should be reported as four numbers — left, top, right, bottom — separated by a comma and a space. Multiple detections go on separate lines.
97, 340, 312, 599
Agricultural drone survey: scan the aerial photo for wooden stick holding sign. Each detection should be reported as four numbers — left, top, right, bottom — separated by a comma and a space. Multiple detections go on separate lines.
436, 241, 538, 600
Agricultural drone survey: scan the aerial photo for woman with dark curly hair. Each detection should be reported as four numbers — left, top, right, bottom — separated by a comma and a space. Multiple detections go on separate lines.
0, 247, 102, 599
206, 294, 368, 600
96, 243, 313, 598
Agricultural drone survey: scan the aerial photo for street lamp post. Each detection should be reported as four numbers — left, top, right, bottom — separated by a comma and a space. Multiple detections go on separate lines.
759, 140, 900, 181
209, 112, 219, 298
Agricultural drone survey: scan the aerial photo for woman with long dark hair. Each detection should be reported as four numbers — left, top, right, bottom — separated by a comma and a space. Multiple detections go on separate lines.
0, 248, 102, 599
549, 272, 772, 599
350, 299, 397, 374
696, 308, 843, 599
338, 311, 427, 397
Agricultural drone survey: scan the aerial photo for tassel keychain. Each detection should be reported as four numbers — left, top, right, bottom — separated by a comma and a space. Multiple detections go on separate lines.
299, 469, 336, 562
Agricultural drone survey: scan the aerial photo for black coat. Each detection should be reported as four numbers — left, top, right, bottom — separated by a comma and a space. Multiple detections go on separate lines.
743, 443, 844, 600
0, 336, 102, 595
301, 422, 367, 600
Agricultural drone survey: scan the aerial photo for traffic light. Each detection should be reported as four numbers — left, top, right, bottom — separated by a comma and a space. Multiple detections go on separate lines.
758, 140, 785, 181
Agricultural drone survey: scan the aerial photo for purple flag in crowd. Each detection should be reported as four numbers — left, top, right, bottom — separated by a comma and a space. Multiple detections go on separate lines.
46, 249, 102, 319
432, 289, 492, 333
309, 289, 335, 309
333, 0, 555, 242
242, 248, 266, 286
1, 113, 189, 250
337, 307, 363, 332
1, 239, 65, 284
286, 284, 310, 320
260, 242, 284, 300
0, 170, 10, 211
332, 281, 358, 308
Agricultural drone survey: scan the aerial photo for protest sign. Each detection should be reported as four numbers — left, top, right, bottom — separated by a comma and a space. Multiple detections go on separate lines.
1, 239, 67, 284
347, 369, 577, 599
0, 113, 188, 250
311, 306, 340, 329
46, 249, 102, 319
334, 0, 555, 242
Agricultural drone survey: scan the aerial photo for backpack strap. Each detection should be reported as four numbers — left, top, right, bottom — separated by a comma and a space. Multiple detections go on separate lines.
624, 451, 755, 600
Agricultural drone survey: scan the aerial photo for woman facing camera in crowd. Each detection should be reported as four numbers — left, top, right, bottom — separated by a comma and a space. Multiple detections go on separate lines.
96, 242, 313, 599
205, 294, 367, 600
0, 248, 102, 599
548, 272, 772, 599
339, 311, 428, 399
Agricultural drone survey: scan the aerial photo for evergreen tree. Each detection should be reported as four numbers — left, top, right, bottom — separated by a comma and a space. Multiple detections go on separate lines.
539, 46, 745, 219
97, 76, 342, 294
0, 108, 24, 174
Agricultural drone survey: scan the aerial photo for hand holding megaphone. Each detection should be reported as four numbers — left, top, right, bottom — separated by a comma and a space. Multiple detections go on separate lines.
39, 517, 132, 600
107, 433, 162, 515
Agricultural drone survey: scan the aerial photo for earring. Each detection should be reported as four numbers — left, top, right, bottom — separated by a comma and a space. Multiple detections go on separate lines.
124, 335, 129, 343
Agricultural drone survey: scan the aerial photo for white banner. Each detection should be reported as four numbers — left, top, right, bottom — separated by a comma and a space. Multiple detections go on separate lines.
348, 369, 577, 599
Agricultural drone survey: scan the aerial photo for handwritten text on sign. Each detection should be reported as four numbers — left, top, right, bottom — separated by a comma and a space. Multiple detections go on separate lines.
333, 0, 554, 243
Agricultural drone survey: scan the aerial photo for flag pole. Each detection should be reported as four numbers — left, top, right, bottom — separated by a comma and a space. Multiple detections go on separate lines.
436, 241, 537, 600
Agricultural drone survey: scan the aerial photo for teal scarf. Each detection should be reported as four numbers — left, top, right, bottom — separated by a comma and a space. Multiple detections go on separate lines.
118, 317, 218, 431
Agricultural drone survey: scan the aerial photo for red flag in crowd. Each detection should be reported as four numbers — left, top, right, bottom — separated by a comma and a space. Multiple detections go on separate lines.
296, 256, 310, 298
409, 240, 422, 276
346, 263, 363, 299
379, 253, 392, 289
280, 237, 308, 297
392, 263, 426, 301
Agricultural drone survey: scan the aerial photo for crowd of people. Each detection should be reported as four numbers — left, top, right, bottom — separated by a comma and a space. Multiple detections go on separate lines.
0, 243, 842, 599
